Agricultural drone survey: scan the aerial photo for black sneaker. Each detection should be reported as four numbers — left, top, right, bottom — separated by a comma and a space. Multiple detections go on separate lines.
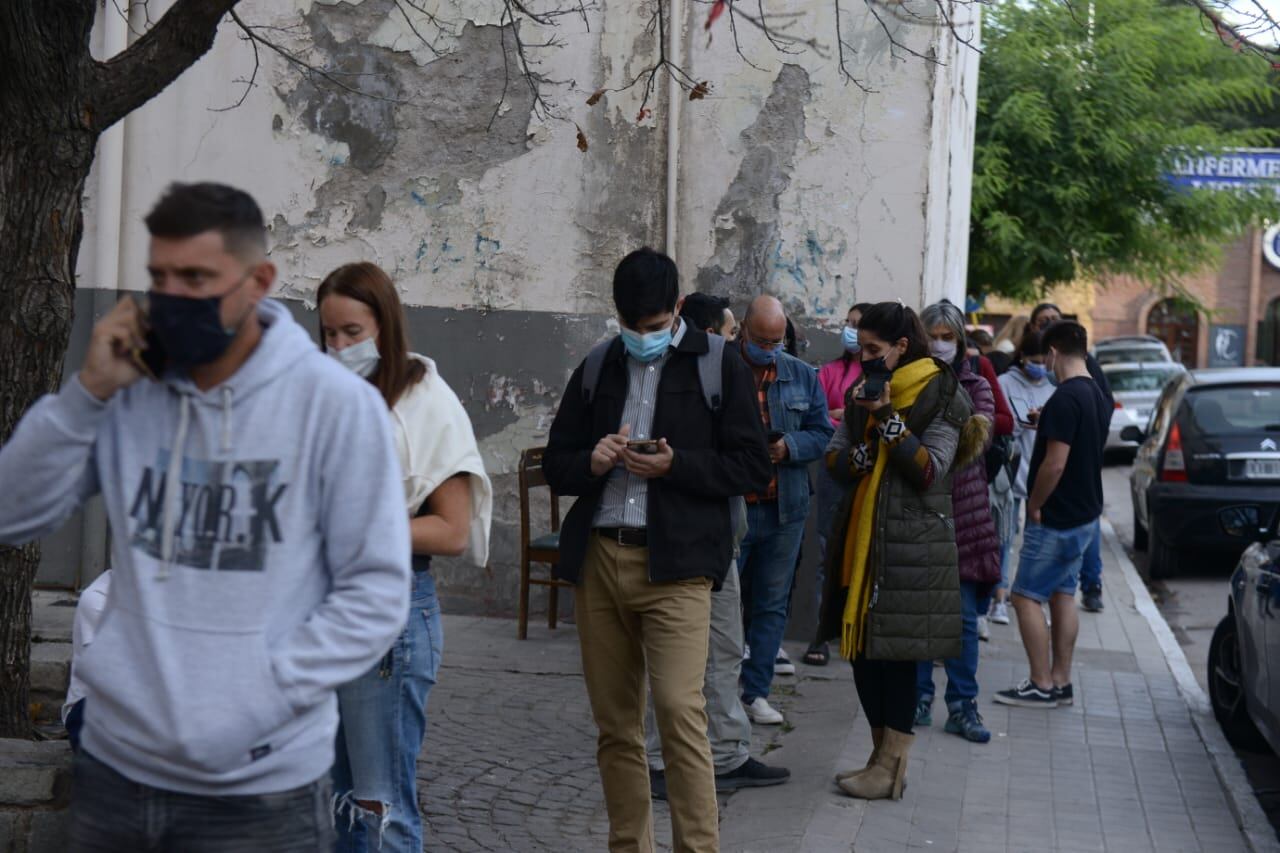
994, 678, 1059, 708
1081, 590, 1103, 612
715, 757, 791, 792
1053, 683, 1074, 706
649, 768, 668, 801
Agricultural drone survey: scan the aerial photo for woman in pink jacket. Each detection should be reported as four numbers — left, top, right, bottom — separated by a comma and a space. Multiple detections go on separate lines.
805, 303, 872, 666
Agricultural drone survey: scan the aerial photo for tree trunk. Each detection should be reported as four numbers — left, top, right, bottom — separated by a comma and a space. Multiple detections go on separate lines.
0, 143, 98, 738
0, 4, 100, 738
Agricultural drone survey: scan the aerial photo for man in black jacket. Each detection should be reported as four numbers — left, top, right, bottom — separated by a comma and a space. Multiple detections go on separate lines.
544, 248, 771, 853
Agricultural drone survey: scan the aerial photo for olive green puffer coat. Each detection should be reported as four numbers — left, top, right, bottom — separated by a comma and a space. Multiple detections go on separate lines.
817, 363, 973, 661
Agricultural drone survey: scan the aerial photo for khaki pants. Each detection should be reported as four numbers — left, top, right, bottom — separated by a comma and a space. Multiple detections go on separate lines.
578, 533, 719, 853
645, 559, 751, 775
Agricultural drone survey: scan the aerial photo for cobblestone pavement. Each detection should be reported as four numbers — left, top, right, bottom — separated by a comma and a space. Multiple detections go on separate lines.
418, 526, 1268, 852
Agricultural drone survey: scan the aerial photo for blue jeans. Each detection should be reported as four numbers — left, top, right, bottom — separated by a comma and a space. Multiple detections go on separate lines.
1011, 520, 1098, 603
69, 748, 333, 852
917, 581, 980, 710
333, 571, 443, 853
1079, 523, 1103, 595
739, 502, 806, 703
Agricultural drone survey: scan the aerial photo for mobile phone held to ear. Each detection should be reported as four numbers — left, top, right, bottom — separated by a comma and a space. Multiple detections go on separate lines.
855, 373, 888, 401
130, 330, 168, 381
127, 295, 167, 381
626, 439, 660, 455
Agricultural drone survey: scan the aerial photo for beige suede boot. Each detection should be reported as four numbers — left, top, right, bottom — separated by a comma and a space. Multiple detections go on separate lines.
834, 726, 883, 784
837, 728, 912, 800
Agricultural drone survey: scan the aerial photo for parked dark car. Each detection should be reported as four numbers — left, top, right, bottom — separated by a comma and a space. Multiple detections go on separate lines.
1209, 540, 1280, 752
1126, 368, 1280, 579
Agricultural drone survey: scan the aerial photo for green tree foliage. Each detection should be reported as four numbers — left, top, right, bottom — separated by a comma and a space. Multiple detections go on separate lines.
969, 0, 1280, 300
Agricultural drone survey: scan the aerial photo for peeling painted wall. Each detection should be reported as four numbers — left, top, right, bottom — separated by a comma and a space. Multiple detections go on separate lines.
47, 0, 980, 614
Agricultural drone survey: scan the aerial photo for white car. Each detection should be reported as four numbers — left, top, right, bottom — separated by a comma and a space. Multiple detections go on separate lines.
1094, 335, 1174, 367
1103, 361, 1186, 451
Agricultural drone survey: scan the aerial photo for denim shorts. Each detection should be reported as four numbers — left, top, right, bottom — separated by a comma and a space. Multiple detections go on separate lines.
1011, 519, 1099, 603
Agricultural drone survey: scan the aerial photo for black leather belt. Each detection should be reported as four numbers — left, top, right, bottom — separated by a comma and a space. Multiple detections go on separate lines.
596, 527, 648, 547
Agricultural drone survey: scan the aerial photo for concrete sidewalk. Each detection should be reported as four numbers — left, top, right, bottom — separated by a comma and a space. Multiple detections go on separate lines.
419, 523, 1276, 852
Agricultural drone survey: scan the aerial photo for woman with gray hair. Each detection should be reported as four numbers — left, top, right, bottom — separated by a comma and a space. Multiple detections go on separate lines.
915, 300, 1001, 743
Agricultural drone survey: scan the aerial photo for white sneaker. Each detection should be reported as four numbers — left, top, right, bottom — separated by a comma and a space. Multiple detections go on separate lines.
977, 615, 991, 642
774, 648, 796, 676
990, 601, 1010, 625
743, 696, 784, 725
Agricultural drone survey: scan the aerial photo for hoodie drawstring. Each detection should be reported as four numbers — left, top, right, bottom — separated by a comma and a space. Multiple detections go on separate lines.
157, 394, 192, 582
221, 387, 234, 454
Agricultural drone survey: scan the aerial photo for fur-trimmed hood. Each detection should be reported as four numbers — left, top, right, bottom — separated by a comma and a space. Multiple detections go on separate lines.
953, 412, 992, 471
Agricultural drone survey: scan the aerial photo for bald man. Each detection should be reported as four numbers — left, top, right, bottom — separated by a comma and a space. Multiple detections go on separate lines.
736, 296, 833, 724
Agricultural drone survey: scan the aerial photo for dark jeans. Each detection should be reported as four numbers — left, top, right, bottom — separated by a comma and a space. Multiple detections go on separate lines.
69, 749, 334, 852
851, 656, 917, 734
738, 501, 807, 702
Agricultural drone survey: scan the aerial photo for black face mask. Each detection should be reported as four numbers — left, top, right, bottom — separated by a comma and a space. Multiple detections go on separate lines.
860, 355, 892, 378
148, 276, 251, 367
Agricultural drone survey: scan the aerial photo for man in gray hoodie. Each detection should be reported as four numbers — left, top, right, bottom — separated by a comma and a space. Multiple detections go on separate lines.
0, 183, 411, 851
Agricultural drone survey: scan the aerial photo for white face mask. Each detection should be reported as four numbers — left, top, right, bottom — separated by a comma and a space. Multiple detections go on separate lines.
929, 339, 958, 363
330, 336, 380, 378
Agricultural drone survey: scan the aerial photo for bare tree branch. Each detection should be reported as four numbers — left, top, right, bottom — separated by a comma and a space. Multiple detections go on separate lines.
88, 0, 245, 131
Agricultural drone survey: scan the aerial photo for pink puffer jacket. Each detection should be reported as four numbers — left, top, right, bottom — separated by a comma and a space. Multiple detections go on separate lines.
954, 362, 1002, 585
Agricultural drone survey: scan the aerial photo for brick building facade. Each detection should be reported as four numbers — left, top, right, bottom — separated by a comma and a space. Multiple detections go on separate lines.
1093, 230, 1280, 368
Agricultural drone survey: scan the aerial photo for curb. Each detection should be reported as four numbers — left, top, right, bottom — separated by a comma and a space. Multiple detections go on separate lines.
1100, 516, 1280, 853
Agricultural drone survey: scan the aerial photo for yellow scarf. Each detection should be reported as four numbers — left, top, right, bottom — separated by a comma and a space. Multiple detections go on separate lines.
839, 357, 940, 660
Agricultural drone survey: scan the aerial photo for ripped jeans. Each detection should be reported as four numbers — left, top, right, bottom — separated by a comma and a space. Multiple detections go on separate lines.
332, 571, 443, 852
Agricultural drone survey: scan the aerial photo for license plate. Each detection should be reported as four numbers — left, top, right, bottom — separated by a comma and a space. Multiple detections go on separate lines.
1245, 459, 1280, 479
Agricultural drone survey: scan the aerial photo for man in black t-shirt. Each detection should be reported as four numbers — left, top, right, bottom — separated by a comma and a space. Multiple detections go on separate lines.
1027, 302, 1112, 611
995, 321, 1111, 708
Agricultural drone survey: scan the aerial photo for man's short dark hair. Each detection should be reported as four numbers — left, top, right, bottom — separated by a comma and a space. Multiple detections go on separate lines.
680, 292, 730, 334
968, 328, 993, 348
144, 182, 267, 259
613, 247, 679, 327
1041, 320, 1088, 358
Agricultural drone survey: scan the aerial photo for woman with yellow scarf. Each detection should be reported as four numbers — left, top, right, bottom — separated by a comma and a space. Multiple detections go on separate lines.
816, 302, 975, 801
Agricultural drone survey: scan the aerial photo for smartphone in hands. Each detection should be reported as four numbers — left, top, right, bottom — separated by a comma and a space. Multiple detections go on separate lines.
626, 439, 660, 455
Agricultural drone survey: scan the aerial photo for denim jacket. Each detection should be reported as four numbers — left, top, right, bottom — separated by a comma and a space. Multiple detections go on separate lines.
768, 352, 834, 525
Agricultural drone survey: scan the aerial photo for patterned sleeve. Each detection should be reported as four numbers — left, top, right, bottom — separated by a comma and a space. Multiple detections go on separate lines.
824, 418, 875, 485
872, 405, 960, 491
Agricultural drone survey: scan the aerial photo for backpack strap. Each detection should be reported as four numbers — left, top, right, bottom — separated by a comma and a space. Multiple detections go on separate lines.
581, 337, 616, 405
696, 333, 725, 412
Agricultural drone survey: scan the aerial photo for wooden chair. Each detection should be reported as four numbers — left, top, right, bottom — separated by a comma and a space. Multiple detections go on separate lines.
518, 447, 572, 639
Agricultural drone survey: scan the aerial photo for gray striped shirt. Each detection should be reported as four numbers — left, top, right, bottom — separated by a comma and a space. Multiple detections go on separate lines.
593, 321, 687, 529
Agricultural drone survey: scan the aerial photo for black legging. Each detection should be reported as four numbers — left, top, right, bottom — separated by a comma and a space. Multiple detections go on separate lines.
851, 656, 917, 734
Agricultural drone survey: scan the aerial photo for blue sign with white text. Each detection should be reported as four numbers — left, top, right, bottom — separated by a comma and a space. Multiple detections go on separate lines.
1168, 149, 1280, 199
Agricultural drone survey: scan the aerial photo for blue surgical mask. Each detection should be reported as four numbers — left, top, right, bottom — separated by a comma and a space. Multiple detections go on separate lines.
621, 325, 672, 362
1024, 362, 1048, 381
842, 326, 859, 353
743, 339, 779, 367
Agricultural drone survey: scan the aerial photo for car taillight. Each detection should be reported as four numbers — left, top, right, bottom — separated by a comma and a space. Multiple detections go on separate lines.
1161, 422, 1187, 482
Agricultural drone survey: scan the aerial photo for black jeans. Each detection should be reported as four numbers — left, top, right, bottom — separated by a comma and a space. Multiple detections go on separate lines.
69, 749, 334, 852
851, 656, 917, 734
